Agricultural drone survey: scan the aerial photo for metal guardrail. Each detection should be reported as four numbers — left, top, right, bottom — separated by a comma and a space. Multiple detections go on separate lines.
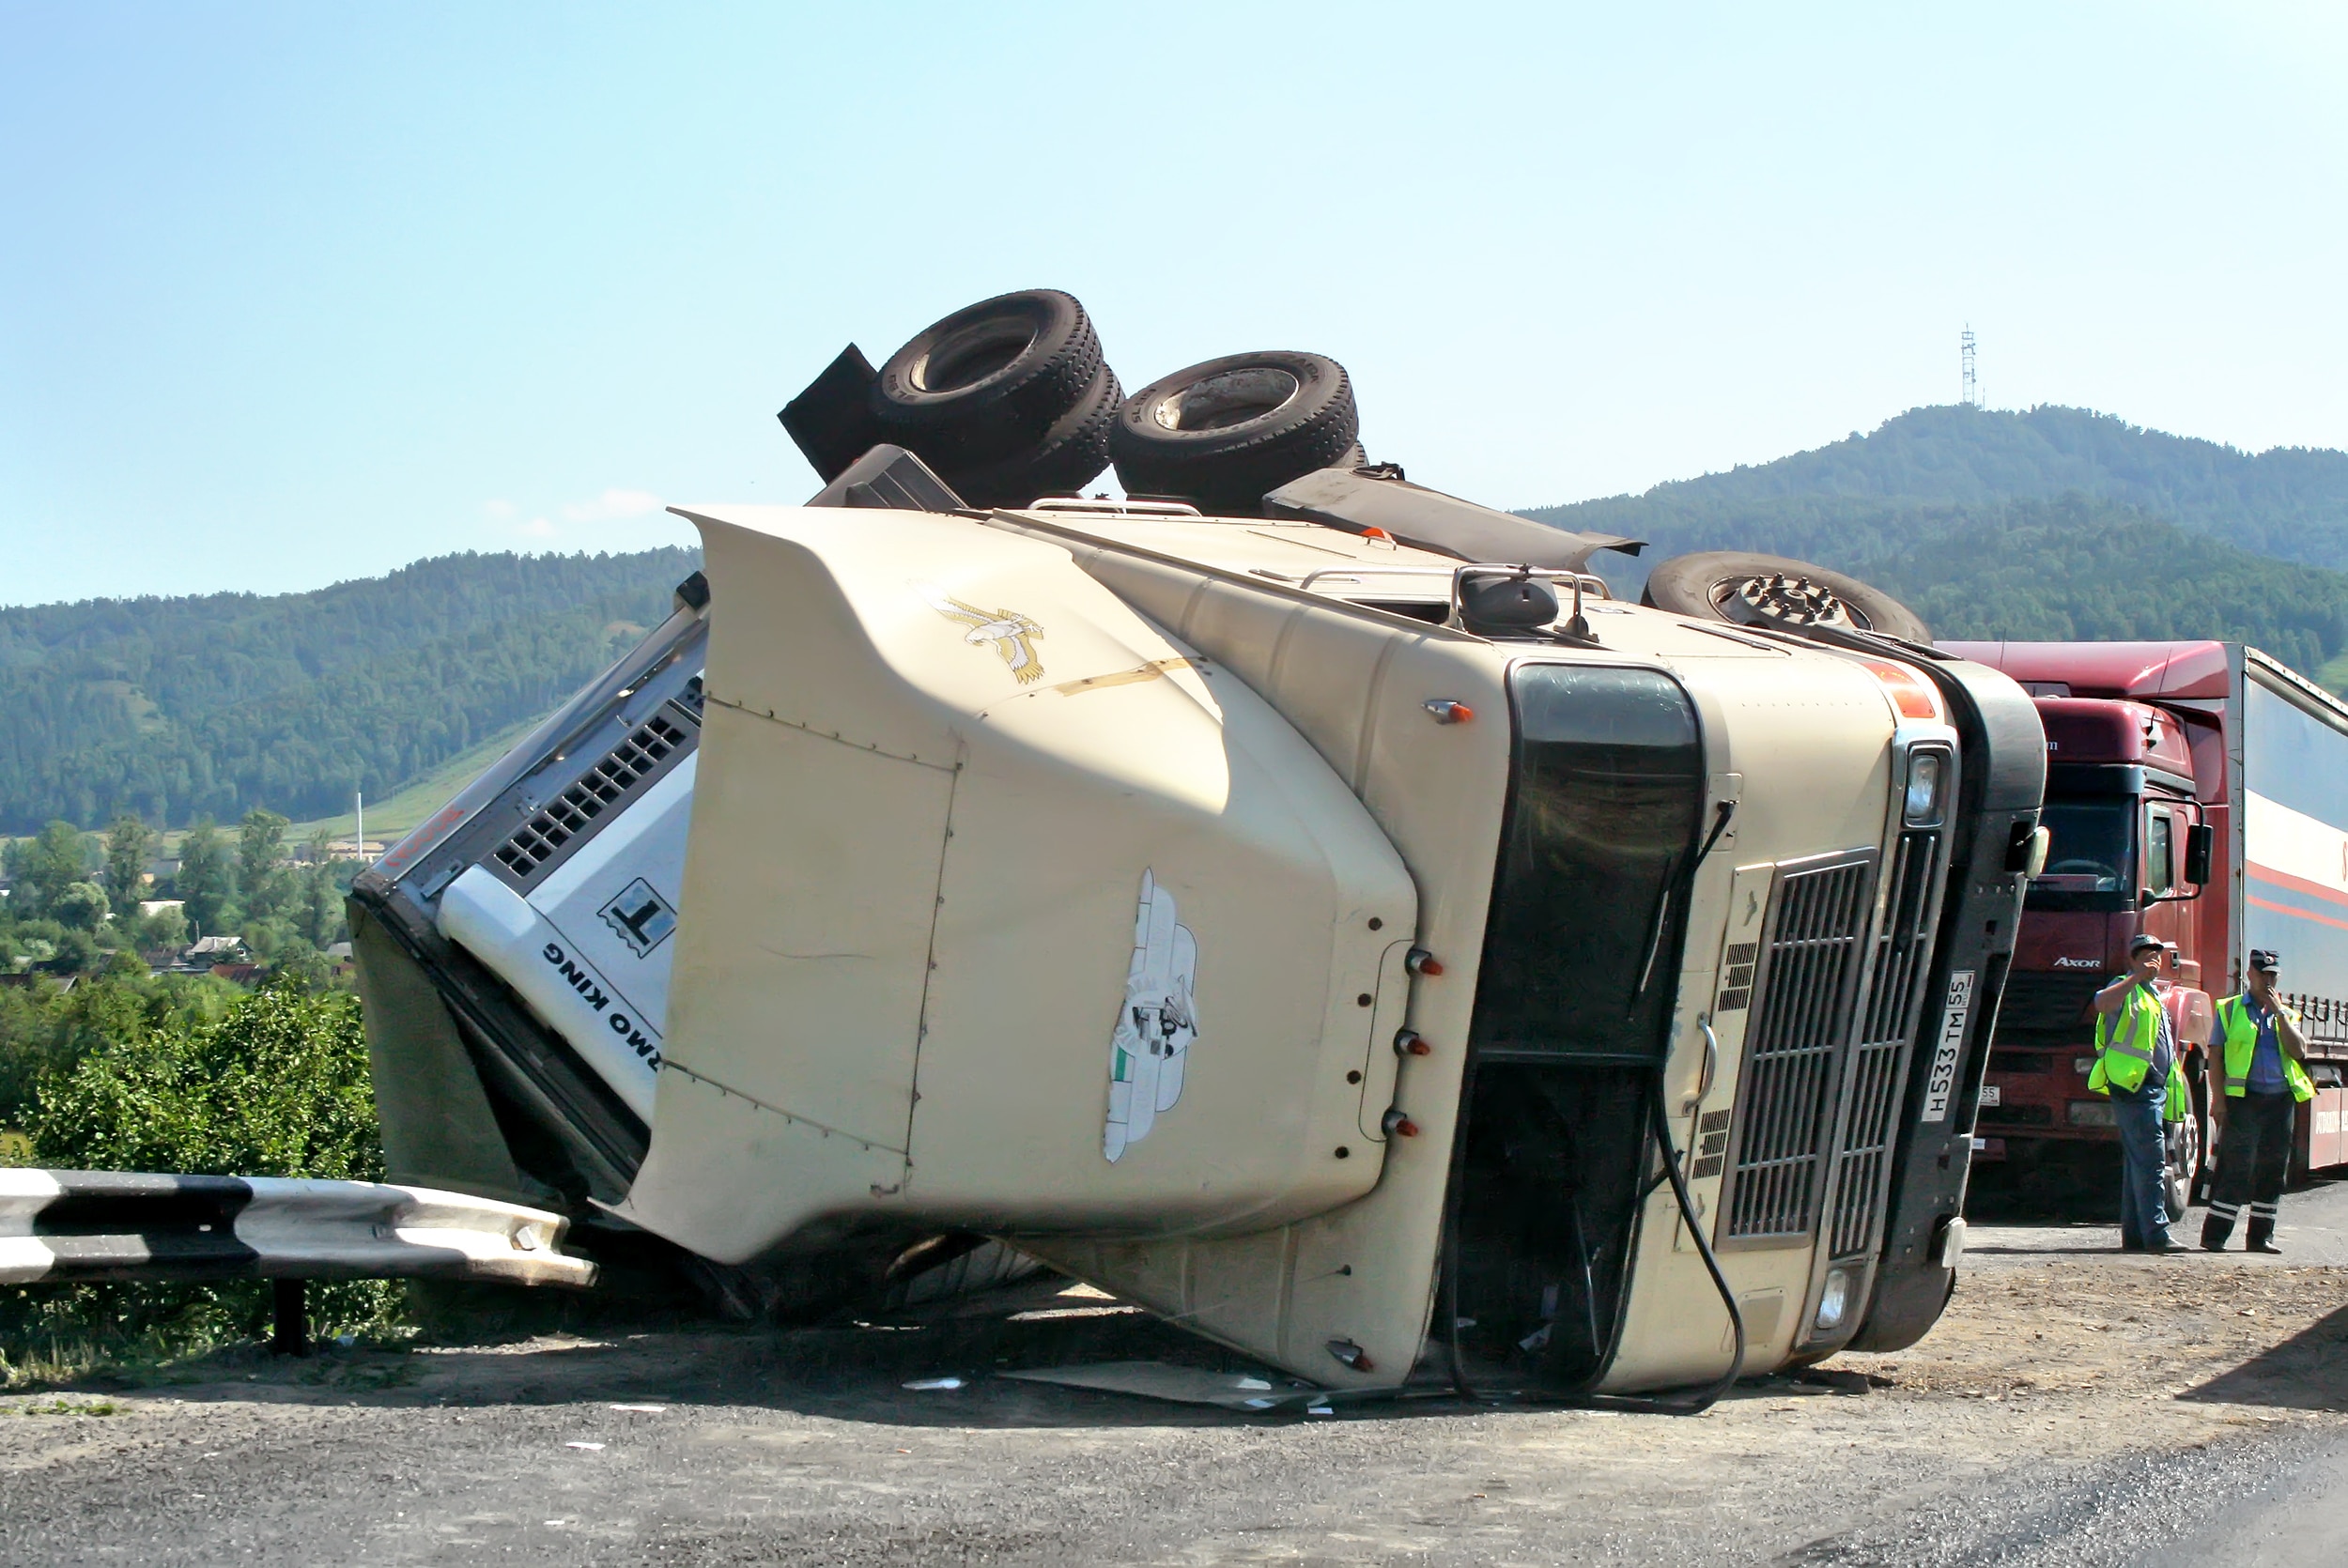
0, 1169, 595, 1290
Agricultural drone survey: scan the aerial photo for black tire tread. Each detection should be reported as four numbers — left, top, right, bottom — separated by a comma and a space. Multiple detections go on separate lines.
1639, 550, 1933, 643
939, 361, 1120, 508
872, 290, 1104, 468
1111, 350, 1360, 516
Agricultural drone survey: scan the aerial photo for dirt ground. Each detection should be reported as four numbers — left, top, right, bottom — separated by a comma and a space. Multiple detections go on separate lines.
5, 1249, 2348, 1566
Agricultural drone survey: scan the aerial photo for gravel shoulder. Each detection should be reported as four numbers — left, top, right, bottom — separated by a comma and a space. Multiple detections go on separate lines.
5, 1249, 2347, 1566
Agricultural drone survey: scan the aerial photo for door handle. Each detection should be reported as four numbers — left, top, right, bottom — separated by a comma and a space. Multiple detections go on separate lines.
1685, 1016, 1719, 1115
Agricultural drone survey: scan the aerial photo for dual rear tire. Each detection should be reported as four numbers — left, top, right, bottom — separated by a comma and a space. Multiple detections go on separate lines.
1108, 350, 1362, 516
865, 289, 1121, 509
843, 291, 1366, 514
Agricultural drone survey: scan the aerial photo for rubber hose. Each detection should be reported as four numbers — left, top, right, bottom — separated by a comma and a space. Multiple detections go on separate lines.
1443, 801, 1747, 1415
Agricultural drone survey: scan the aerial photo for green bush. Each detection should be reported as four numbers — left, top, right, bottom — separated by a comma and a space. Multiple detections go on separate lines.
0, 972, 240, 1137
3, 978, 400, 1381
29, 980, 379, 1179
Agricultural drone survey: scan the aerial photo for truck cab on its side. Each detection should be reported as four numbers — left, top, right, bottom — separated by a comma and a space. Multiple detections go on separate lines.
354, 480, 2043, 1396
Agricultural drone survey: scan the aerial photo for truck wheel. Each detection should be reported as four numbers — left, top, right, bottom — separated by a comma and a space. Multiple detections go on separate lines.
872, 289, 1106, 468
2166, 1110, 2201, 1222
1110, 350, 1360, 516
2188, 1059, 2215, 1207
940, 360, 1121, 509
1640, 552, 1933, 644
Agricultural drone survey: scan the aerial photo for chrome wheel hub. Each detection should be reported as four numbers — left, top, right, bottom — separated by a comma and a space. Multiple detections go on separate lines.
1719, 572, 1864, 630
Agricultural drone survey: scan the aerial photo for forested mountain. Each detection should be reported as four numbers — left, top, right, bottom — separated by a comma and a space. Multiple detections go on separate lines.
1826, 497, 2348, 678
9, 405, 2346, 837
0, 549, 698, 833
1525, 406, 2348, 687
1532, 404, 2348, 572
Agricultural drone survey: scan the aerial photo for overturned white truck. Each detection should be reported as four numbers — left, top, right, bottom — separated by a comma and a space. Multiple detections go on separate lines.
348, 291, 2046, 1401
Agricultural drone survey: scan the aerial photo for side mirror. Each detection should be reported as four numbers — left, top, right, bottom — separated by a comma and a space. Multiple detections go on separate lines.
2185, 822, 2214, 886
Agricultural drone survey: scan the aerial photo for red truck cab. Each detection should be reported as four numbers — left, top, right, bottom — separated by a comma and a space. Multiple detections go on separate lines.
1944, 643, 2232, 1197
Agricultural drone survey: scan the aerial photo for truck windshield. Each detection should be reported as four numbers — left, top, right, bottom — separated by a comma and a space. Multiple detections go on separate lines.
1471, 665, 1705, 1059
2028, 797, 2135, 912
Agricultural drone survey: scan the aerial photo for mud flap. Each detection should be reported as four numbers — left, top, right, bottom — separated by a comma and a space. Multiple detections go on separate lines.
349, 904, 541, 1208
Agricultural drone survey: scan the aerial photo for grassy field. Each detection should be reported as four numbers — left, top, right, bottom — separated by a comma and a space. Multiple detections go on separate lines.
288, 716, 546, 845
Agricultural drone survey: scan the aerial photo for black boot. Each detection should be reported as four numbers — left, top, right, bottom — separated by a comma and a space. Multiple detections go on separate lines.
2202, 1203, 2237, 1252
2248, 1222, 2281, 1255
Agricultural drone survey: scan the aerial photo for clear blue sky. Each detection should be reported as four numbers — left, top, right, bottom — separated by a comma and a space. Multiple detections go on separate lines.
4, 3, 2343, 607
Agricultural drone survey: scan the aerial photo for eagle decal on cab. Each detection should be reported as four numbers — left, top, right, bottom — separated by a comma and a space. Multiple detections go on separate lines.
915, 582, 1046, 684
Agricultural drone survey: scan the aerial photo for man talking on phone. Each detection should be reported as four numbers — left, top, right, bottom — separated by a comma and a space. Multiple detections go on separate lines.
2090, 932, 2185, 1253
2202, 949, 2314, 1253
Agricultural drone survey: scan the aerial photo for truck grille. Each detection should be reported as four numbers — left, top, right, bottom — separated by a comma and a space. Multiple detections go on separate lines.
493, 712, 692, 887
1722, 858, 1872, 1240
1996, 971, 2105, 1037
1826, 829, 1941, 1258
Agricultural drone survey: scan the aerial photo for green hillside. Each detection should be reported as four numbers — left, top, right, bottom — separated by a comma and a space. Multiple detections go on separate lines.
8, 407, 2345, 839
288, 715, 544, 844
1532, 404, 2348, 573
0, 548, 699, 833
1840, 497, 2348, 678
1524, 406, 2348, 689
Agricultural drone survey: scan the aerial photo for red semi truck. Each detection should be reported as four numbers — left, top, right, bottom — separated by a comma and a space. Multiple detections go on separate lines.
1942, 640, 2348, 1203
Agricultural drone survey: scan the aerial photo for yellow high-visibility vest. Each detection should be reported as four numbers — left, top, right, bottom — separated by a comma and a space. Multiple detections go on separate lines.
2216, 994, 2314, 1103
2087, 982, 2162, 1096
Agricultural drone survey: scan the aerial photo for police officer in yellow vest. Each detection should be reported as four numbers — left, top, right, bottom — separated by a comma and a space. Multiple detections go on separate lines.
2090, 933, 2186, 1253
2201, 949, 2314, 1253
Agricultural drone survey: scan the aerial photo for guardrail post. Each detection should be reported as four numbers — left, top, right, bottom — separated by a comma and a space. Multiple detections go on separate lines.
270, 1278, 310, 1357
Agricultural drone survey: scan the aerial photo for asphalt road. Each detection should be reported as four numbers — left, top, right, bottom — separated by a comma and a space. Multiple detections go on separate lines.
5, 1180, 2347, 1565
1969, 1169, 2348, 1267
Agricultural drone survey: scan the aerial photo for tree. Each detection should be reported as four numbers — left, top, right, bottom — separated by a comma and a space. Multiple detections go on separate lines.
178, 818, 232, 936
238, 809, 291, 923
52, 881, 111, 932
297, 859, 342, 948
43, 928, 101, 973
102, 813, 156, 915
135, 902, 190, 952
6, 820, 88, 916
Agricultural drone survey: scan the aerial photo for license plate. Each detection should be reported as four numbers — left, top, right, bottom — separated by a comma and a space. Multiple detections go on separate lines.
1921, 971, 1976, 1122
1979, 1084, 2002, 1107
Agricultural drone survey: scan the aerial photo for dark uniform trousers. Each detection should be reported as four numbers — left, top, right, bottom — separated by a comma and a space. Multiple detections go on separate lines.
2204, 1091, 2296, 1248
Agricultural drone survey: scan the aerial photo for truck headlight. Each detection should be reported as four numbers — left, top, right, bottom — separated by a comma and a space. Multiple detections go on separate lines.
1814, 1267, 1852, 1332
1903, 751, 1946, 825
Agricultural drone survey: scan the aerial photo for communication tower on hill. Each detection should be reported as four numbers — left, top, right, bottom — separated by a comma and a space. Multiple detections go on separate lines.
1961, 326, 1982, 408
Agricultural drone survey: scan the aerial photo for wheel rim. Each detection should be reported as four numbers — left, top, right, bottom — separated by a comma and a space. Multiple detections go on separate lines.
911, 316, 1039, 393
1151, 368, 1301, 433
1713, 571, 1872, 632
2169, 1115, 2201, 1210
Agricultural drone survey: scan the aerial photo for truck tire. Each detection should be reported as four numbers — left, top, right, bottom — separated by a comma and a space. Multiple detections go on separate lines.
1640, 551, 1933, 644
2166, 1107, 2201, 1223
2188, 1053, 2215, 1207
872, 289, 1105, 469
941, 360, 1121, 509
1111, 350, 1359, 516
